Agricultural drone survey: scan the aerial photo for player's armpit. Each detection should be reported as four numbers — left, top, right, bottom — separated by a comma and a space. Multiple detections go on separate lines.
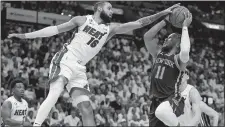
188, 88, 202, 126
174, 54, 187, 71
1, 101, 23, 126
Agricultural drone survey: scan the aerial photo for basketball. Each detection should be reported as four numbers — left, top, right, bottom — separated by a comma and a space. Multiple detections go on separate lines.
169, 6, 192, 28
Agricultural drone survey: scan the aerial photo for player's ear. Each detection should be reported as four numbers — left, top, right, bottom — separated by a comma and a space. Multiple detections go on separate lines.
98, 6, 102, 12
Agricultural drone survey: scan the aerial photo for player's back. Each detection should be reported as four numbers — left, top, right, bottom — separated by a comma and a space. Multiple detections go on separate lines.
66, 15, 110, 65
150, 51, 180, 99
3, 96, 28, 126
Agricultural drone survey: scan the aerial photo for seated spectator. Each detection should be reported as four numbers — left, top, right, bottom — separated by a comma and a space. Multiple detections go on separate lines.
63, 108, 81, 126
95, 108, 106, 127
49, 111, 61, 126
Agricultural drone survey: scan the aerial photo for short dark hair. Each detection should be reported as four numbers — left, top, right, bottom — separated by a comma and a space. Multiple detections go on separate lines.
10, 79, 25, 89
93, 1, 109, 12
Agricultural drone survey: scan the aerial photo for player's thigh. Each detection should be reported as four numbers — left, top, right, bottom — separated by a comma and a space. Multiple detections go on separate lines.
67, 71, 91, 106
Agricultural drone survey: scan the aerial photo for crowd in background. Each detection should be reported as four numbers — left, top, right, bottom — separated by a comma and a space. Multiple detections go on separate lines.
1, 1, 224, 127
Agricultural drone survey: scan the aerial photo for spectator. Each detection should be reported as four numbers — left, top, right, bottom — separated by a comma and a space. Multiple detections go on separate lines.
95, 108, 106, 127
63, 108, 81, 126
49, 111, 61, 126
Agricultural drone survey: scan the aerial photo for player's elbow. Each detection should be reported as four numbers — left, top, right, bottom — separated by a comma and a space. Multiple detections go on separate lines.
144, 32, 153, 42
213, 112, 219, 120
179, 51, 190, 63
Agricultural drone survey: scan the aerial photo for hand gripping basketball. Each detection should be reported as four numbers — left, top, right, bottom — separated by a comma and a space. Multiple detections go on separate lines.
183, 12, 192, 27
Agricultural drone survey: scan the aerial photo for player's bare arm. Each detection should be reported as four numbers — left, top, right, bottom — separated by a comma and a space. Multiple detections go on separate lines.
1, 101, 30, 126
106, 3, 180, 41
143, 19, 168, 58
175, 12, 192, 70
8, 16, 86, 39
188, 87, 202, 126
200, 101, 219, 126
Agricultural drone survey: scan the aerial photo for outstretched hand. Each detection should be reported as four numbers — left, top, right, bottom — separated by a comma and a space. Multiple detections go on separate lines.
163, 3, 180, 14
8, 33, 26, 39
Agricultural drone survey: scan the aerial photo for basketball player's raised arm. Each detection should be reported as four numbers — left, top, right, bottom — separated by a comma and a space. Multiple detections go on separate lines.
200, 101, 219, 126
8, 16, 86, 39
176, 12, 192, 70
107, 3, 180, 41
143, 19, 167, 57
1, 101, 23, 126
188, 88, 202, 126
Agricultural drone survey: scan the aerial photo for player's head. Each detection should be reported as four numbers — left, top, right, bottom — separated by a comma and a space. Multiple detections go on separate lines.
94, 1, 113, 23
181, 69, 189, 84
11, 79, 25, 98
162, 33, 181, 53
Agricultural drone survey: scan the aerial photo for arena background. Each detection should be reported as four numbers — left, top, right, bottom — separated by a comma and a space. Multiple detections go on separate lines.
1, 1, 224, 126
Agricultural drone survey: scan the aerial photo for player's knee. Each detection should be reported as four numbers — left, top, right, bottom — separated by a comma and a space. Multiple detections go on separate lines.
50, 76, 68, 92
155, 102, 169, 119
78, 101, 93, 115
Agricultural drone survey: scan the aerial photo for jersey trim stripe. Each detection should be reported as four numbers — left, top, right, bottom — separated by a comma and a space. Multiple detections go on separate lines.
49, 47, 68, 80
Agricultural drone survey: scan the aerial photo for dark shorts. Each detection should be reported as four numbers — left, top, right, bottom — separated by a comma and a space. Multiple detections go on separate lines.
149, 96, 170, 127
149, 95, 186, 127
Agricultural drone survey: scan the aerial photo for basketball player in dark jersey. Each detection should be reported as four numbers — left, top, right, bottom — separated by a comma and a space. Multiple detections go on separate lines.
199, 96, 219, 126
143, 11, 193, 126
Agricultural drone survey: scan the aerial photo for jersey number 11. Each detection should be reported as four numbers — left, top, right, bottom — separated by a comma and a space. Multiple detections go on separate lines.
155, 65, 165, 79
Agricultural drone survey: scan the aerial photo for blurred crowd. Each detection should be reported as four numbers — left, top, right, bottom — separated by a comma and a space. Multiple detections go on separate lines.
1, 1, 224, 127
6, 1, 224, 24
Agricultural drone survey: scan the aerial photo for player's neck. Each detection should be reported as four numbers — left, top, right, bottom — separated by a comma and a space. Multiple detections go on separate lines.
92, 14, 104, 24
179, 82, 188, 93
13, 95, 22, 102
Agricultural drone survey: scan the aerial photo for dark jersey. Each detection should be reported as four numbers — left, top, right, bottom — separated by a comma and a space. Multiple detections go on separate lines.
150, 52, 180, 98
198, 96, 214, 127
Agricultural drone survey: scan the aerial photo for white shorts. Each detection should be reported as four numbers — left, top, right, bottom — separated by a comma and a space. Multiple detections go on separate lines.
49, 48, 89, 93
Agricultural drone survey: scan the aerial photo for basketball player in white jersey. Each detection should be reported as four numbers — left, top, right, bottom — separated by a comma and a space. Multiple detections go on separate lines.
1, 79, 31, 127
8, 2, 180, 126
155, 70, 219, 126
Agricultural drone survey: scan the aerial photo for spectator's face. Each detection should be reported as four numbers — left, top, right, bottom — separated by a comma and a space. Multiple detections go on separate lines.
99, 109, 104, 115
53, 112, 58, 119
13, 83, 25, 98
71, 110, 76, 118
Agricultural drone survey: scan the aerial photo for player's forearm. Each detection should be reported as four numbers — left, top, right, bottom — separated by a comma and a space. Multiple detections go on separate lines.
212, 113, 219, 126
144, 20, 166, 40
24, 26, 59, 39
179, 26, 190, 63
137, 10, 168, 27
4, 118, 23, 126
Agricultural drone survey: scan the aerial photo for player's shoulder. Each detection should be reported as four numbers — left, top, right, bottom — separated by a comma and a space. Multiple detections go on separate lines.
2, 99, 12, 109
22, 98, 28, 105
4, 96, 13, 102
71, 15, 88, 26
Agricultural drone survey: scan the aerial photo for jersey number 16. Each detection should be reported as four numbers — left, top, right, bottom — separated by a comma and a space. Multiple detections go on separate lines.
87, 37, 99, 48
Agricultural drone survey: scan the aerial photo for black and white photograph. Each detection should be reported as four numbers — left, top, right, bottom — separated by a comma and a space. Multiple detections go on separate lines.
1, 1, 224, 127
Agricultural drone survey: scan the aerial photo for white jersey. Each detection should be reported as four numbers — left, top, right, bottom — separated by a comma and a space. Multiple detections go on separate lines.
178, 84, 194, 126
4, 96, 28, 123
66, 15, 110, 65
